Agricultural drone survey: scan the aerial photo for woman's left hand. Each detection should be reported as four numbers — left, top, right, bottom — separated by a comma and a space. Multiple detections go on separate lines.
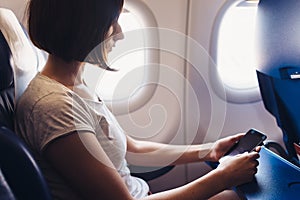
207, 133, 245, 162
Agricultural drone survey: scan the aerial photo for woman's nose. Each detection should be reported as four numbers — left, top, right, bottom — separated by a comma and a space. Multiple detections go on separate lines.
113, 23, 124, 42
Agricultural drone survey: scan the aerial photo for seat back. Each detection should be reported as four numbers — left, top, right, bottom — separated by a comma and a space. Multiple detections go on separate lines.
0, 8, 51, 200
256, 0, 300, 164
0, 126, 52, 200
0, 30, 14, 130
0, 168, 15, 200
257, 70, 300, 164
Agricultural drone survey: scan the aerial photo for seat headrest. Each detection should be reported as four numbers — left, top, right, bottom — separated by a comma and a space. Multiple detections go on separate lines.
0, 8, 40, 100
256, 0, 300, 78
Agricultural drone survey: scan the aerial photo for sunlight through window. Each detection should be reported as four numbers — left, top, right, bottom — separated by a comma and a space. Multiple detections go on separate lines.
217, 2, 258, 90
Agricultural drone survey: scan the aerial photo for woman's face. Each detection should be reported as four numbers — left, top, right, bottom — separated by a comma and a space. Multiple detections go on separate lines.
105, 22, 124, 53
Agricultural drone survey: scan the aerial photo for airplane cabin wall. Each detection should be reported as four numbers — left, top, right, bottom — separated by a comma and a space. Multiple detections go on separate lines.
120, 0, 191, 192
186, 0, 283, 182
0, 0, 286, 194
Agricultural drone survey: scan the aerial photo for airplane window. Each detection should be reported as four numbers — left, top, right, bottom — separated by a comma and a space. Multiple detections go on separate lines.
211, 0, 260, 103
218, 2, 257, 90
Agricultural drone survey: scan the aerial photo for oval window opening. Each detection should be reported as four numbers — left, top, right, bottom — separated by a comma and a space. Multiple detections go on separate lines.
210, 0, 260, 103
217, 1, 258, 90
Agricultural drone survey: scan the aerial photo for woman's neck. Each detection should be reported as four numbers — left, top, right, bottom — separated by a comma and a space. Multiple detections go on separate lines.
41, 54, 85, 87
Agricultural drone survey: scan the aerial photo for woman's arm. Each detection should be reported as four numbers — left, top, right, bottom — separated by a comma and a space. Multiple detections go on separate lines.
44, 132, 134, 200
145, 151, 259, 200
126, 134, 245, 166
44, 132, 259, 200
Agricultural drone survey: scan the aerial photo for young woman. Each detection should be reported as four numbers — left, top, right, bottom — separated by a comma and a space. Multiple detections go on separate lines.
15, 0, 259, 199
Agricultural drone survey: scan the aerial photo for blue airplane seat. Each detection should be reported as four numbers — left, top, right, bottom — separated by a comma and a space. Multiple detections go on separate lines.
0, 33, 15, 194
0, 8, 52, 200
0, 30, 14, 130
257, 70, 300, 165
0, 126, 52, 200
256, 0, 300, 165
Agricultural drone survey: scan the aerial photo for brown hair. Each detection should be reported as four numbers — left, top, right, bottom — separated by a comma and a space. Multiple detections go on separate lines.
28, 0, 124, 69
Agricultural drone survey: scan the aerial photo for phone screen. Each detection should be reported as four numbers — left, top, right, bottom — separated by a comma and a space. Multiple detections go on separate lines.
226, 129, 267, 156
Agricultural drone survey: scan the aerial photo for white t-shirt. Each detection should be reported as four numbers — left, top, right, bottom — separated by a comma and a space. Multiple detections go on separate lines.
15, 73, 149, 199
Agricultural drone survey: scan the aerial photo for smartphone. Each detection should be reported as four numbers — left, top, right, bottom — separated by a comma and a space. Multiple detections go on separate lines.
224, 129, 267, 157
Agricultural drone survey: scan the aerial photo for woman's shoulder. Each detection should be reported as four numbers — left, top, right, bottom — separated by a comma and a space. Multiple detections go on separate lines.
16, 74, 75, 113
30, 73, 72, 96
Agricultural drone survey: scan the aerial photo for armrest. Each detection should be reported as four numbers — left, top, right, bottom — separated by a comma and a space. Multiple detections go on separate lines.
264, 141, 290, 160
129, 165, 174, 182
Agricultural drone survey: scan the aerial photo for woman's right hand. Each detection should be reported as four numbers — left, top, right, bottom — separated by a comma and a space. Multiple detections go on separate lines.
216, 151, 260, 188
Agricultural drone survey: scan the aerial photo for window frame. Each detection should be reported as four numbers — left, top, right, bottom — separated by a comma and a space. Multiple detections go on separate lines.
209, 0, 261, 104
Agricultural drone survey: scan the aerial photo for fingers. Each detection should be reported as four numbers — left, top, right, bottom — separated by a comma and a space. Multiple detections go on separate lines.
248, 151, 260, 160
242, 152, 260, 175
235, 132, 246, 138
237, 151, 260, 159
254, 146, 261, 152
236, 152, 259, 166
228, 133, 245, 144
248, 159, 259, 176
231, 133, 245, 140
219, 151, 260, 186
